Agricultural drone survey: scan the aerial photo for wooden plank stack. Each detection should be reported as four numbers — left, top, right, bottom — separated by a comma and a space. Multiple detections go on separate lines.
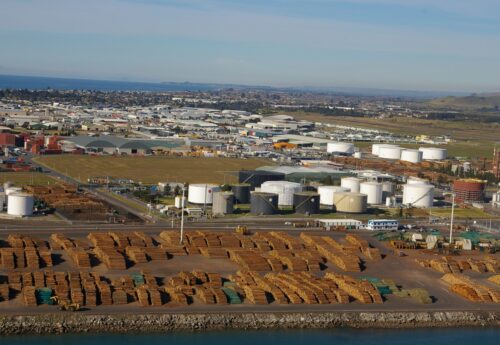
0, 249, 16, 269
227, 249, 271, 271
242, 285, 268, 304
22, 286, 37, 306
441, 273, 499, 303
125, 246, 148, 264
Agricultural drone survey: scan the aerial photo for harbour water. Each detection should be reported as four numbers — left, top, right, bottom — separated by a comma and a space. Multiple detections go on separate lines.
0, 328, 498, 345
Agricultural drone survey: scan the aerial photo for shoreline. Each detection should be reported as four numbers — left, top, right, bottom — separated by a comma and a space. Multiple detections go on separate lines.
0, 311, 498, 335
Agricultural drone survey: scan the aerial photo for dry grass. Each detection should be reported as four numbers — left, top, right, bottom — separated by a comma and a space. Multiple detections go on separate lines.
34, 155, 272, 184
0, 172, 57, 186
287, 112, 500, 141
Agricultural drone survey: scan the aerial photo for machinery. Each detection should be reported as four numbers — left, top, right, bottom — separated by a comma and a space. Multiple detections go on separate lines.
235, 225, 249, 235
50, 296, 81, 311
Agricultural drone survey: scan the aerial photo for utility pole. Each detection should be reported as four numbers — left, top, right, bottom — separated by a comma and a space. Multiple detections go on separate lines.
449, 192, 455, 244
180, 187, 185, 245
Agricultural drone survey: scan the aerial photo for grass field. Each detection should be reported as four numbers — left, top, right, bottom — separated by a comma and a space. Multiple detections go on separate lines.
0, 172, 57, 186
428, 207, 495, 219
34, 156, 273, 184
287, 112, 500, 141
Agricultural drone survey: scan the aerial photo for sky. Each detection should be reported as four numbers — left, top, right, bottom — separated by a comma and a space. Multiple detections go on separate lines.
1, 0, 500, 92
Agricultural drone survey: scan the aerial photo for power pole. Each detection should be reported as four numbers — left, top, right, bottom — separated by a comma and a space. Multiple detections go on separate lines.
449, 193, 455, 244
180, 187, 185, 245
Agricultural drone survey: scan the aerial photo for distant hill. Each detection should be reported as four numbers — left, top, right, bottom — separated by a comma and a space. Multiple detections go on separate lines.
428, 92, 500, 111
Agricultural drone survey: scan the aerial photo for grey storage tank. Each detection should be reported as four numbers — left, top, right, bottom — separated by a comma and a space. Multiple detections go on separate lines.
231, 183, 251, 204
302, 185, 318, 192
293, 192, 320, 215
212, 191, 234, 215
250, 192, 279, 215
238, 170, 285, 190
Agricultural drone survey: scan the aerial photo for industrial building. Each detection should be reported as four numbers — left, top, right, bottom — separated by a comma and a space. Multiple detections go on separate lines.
316, 219, 363, 230
61, 136, 184, 155
366, 219, 399, 231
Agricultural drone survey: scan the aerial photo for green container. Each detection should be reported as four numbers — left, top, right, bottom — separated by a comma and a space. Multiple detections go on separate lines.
222, 287, 242, 304
35, 288, 53, 305
131, 273, 145, 287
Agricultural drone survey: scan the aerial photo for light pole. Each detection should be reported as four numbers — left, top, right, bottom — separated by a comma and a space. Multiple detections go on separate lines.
449, 192, 455, 244
180, 187, 185, 245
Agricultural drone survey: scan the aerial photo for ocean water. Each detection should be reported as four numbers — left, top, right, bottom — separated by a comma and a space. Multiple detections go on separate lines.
0, 74, 224, 92
0, 328, 498, 345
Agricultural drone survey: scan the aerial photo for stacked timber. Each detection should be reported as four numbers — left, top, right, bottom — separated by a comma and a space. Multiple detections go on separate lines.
66, 248, 91, 268
94, 247, 127, 270
0, 284, 10, 301
83, 281, 97, 306
242, 285, 268, 304
164, 287, 189, 305
441, 273, 499, 303
0, 249, 16, 269
227, 249, 271, 271
146, 247, 169, 260
125, 246, 148, 264
112, 289, 128, 305
22, 286, 37, 306
194, 286, 216, 304
199, 247, 228, 259
269, 231, 305, 250
136, 286, 150, 306
325, 273, 382, 304
96, 281, 113, 305
148, 287, 163, 306
7, 272, 22, 291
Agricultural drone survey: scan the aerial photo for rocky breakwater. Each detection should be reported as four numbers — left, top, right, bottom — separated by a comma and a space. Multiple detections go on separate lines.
0, 311, 498, 335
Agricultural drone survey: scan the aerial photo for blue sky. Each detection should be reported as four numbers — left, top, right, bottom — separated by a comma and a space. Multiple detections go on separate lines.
1, 0, 499, 92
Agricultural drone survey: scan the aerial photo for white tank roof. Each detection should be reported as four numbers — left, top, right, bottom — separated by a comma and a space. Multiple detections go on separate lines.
317, 185, 349, 205
378, 146, 403, 160
327, 142, 355, 154
418, 147, 447, 160
400, 149, 423, 163
340, 177, 362, 193
261, 181, 302, 206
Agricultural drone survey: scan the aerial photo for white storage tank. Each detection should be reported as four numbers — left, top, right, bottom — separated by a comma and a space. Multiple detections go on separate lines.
317, 186, 349, 206
260, 181, 302, 206
360, 181, 383, 205
187, 184, 220, 205
5, 187, 22, 196
407, 176, 428, 184
402, 183, 434, 208
353, 151, 362, 159
378, 146, 403, 160
7, 193, 34, 217
327, 142, 355, 155
372, 144, 397, 156
340, 177, 362, 193
174, 196, 186, 208
419, 147, 447, 160
400, 149, 423, 163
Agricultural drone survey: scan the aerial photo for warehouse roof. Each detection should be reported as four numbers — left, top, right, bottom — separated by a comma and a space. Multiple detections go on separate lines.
63, 135, 184, 150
